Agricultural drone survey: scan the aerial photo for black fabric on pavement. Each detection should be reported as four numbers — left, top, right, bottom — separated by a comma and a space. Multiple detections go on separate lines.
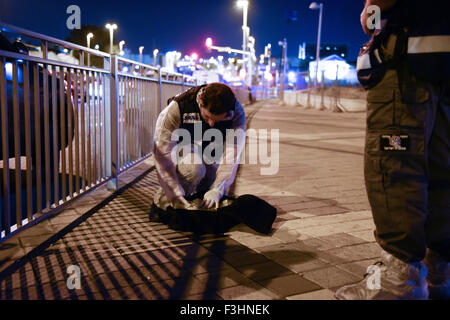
149, 194, 277, 235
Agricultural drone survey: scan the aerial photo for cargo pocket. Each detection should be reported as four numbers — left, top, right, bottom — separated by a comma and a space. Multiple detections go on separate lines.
366, 88, 395, 130
395, 77, 431, 128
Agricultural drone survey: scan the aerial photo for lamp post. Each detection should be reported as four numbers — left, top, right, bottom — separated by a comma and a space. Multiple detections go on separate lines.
237, 0, 250, 86
86, 32, 93, 66
278, 38, 287, 102
119, 40, 125, 56
153, 49, 159, 66
105, 23, 118, 54
139, 46, 144, 63
309, 2, 323, 88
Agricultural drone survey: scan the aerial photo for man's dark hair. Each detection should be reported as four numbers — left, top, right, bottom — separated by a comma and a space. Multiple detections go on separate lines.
199, 83, 236, 115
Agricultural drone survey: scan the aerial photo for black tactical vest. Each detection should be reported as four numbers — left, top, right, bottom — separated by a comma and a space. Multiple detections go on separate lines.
390, 0, 450, 81
168, 85, 234, 156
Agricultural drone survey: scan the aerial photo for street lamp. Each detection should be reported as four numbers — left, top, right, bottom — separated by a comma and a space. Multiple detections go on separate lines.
153, 49, 159, 66
86, 32, 93, 66
237, 0, 250, 86
119, 40, 125, 56
278, 39, 287, 102
139, 46, 145, 63
309, 2, 323, 88
105, 23, 118, 54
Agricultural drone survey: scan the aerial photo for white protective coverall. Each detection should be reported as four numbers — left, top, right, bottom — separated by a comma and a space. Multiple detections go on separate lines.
152, 96, 246, 210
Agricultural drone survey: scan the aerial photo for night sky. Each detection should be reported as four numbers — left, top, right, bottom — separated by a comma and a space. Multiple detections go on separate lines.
1, 0, 369, 61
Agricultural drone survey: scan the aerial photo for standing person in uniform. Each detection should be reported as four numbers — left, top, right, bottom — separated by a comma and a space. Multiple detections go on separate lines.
336, 0, 450, 300
151, 83, 246, 212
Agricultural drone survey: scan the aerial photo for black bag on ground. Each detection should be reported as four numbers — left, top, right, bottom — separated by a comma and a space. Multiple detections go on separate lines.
150, 194, 277, 235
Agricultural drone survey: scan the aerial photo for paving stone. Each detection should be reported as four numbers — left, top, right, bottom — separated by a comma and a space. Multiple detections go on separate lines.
219, 249, 270, 268
257, 274, 322, 297
182, 255, 235, 275
270, 228, 312, 243
194, 269, 256, 290
137, 261, 191, 282
302, 266, 361, 288
317, 233, 368, 248
234, 260, 294, 281
287, 289, 337, 300
348, 229, 376, 242
19, 234, 52, 249
335, 258, 379, 278
217, 284, 281, 300
231, 235, 284, 249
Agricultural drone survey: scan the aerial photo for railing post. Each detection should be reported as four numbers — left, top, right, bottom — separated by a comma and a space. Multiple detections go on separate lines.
105, 55, 120, 190
158, 66, 162, 112
181, 73, 185, 93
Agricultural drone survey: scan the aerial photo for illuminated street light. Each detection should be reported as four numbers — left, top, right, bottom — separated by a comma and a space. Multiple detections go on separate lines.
153, 49, 159, 66
310, 2, 323, 87
191, 52, 199, 61
86, 32, 94, 47
105, 23, 118, 54
139, 46, 144, 62
86, 32, 94, 66
236, 0, 251, 86
94, 44, 100, 50
119, 40, 125, 56
205, 37, 213, 49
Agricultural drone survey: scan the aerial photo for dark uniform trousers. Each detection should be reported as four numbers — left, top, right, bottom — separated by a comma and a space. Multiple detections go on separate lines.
365, 34, 450, 263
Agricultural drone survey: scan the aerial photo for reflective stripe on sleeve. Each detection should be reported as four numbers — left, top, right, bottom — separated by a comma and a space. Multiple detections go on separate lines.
408, 35, 450, 54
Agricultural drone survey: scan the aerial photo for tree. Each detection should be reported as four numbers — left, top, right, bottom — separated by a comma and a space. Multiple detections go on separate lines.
65, 25, 118, 68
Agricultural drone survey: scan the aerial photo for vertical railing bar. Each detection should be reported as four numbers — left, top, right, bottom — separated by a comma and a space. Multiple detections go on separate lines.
106, 55, 119, 190
74, 69, 80, 193
144, 80, 148, 155
139, 79, 143, 158
134, 77, 138, 163
86, 70, 92, 188
67, 68, 74, 198
102, 74, 107, 179
12, 61, 22, 228
96, 72, 101, 182
130, 76, 134, 164
0, 58, 11, 235
93, 71, 98, 183
122, 75, 126, 168
98, 72, 103, 180
117, 76, 122, 170
43, 64, 51, 209
23, 61, 33, 222
135, 78, 138, 162
32, 63, 42, 217
158, 67, 162, 113
134, 77, 137, 163
125, 76, 129, 166
51, 65, 59, 206
97, 72, 101, 182
147, 80, 151, 155
60, 67, 67, 203
80, 70, 86, 191
50, 66, 58, 206
92, 71, 97, 184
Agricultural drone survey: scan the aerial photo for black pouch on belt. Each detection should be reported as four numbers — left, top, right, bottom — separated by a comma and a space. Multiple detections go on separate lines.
356, 29, 390, 90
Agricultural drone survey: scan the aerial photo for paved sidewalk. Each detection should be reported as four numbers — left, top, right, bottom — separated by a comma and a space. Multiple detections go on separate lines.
0, 100, 379, 300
